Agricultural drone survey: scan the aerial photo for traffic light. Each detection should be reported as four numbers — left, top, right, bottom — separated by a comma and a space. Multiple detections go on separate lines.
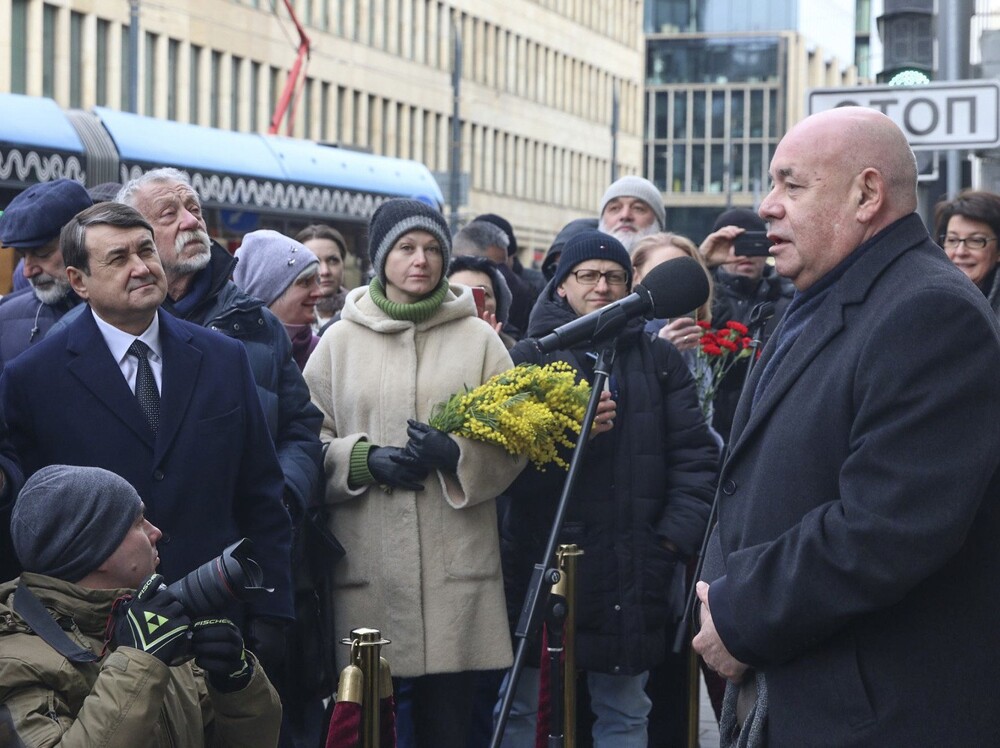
877, 0, 935, 85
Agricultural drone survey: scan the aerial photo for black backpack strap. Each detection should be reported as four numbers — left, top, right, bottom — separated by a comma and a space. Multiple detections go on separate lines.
11, 580, 100, 664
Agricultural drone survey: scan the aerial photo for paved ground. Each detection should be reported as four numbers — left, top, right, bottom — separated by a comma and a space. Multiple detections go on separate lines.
698, 672, 721, 747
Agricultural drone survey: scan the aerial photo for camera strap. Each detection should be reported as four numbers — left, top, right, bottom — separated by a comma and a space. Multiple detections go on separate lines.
12, 581, 100, 664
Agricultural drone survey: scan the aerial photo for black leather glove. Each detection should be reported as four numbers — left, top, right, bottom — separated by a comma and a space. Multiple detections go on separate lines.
402, 419, 460, 473
246, 616, 288, 689
109, 574, 191, 665
367, 446, 427, 491
191, 617, 253, 693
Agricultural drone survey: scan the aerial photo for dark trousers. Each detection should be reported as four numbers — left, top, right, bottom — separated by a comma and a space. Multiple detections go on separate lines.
395, 671, 478, 748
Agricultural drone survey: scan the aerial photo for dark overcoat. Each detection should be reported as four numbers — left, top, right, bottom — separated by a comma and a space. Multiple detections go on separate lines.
709, 213, 1000, 745
0, 307, 293, 618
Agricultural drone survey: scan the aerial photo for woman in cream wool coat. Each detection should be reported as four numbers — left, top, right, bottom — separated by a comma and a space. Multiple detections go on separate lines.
303, 199, 525, 748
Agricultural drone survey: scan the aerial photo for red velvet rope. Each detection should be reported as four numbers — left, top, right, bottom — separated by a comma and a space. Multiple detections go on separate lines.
325, 700, 362, 748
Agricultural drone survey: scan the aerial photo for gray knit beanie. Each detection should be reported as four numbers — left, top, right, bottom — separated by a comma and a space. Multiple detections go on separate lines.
12, 465, 143, 582
367, 198, 451, 286
599, 175, 666, 231
553, 230, 633, 290
233, 229, 319, 307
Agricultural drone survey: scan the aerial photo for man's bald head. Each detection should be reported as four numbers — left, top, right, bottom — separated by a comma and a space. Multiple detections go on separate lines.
759, 107, 920, 291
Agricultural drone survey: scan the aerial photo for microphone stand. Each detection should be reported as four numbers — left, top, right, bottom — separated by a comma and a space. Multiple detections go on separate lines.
672, 301, 775, 654
490, 343, 617, 748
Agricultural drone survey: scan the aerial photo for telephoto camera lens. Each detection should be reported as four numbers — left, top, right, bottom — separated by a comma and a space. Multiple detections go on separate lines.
166, 538, 271, 618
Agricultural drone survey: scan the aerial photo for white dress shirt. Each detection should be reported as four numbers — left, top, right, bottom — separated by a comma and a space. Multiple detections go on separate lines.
91, 309, 164, 394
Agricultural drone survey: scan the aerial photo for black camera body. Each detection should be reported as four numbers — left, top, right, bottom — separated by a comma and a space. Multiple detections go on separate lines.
733, 230, 771, 257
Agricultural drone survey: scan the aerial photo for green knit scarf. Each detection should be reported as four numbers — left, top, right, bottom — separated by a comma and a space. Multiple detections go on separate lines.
368, 277, 448, 322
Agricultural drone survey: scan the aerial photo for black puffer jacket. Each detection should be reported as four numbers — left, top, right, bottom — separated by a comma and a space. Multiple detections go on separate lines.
501, 285, 718, 675
709, 266, 794, 443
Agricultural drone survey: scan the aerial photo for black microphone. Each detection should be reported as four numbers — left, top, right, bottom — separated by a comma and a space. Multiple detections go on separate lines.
535, 255, 710, 354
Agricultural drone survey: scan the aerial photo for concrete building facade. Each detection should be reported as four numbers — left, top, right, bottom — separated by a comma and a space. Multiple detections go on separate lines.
1, 0, 647, 262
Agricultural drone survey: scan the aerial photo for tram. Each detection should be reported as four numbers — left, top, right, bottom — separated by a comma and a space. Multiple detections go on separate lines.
0, 93, 444, 286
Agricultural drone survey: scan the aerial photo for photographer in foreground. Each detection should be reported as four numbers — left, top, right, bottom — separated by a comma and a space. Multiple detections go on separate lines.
0, 464, 281, 748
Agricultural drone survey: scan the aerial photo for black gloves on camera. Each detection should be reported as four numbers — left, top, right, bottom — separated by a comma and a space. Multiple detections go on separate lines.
402, 419, 460, 473
192, 617, 253, 693
367, 446, 428, 491
109, 574, 190, 665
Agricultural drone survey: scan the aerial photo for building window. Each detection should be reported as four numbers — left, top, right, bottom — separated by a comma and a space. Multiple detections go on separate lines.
304, 77, 314, 139
11, 0, 28, 93
96, 19, 110, 105
42, 4, 57, 98
321, 80, 330, 140
211, 50, 222, 128
69, 12, 84, 107
250, 61, 260, 131
231, 56, 241, 130
167, 39, 179, 120
190, 45, 202, 123
145, 32, 157, 116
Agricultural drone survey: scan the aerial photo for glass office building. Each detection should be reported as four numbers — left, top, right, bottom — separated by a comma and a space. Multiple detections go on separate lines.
641, 0, 860, 240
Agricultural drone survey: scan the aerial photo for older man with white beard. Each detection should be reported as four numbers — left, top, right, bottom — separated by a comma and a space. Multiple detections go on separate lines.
0, 179, 92, 372
597, 175, 666, 253
118, 167, 323, 748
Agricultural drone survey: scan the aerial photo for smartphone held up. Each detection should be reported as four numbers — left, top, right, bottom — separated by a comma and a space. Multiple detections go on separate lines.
732, 231, 772, 257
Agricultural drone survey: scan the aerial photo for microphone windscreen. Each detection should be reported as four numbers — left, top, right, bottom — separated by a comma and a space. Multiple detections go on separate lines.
635, 256, 710, 319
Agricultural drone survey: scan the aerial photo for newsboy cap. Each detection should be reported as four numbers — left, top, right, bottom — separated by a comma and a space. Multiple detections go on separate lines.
0, 179, 93, 250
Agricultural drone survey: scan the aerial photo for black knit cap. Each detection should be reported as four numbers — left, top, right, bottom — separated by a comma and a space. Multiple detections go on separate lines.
711, 207, 766, 234
553, 230, 632, 290
368, 198, 451, 286
474, 213, 518, 257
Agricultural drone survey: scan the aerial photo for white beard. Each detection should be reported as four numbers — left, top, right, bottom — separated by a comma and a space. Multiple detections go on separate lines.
167, 230, 212, 275
30, 274, 72, 305
597, 220, 660, 253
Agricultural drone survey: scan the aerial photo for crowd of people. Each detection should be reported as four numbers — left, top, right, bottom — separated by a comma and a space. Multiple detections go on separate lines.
0, 105, 999, 748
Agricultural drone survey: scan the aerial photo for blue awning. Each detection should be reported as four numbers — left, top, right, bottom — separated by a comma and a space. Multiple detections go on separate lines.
95, 107, 443, 203
0, 94, 83, 152
262, 136, 443, 201
96, 107, 285, 179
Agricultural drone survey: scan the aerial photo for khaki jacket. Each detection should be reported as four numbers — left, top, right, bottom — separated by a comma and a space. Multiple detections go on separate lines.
0, 573, 282, 748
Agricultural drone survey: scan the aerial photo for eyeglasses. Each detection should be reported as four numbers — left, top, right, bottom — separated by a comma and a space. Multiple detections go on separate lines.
939, 234, 998, 251
569, 269, 629, 286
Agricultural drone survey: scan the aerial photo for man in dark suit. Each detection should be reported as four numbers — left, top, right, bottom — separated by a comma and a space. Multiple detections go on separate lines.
693, 106, 1000, 745
0, 202, 293, 626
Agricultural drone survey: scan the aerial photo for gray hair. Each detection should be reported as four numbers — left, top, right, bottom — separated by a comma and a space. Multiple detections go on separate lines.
116, 167, 196, 208
453, 220, 510, 257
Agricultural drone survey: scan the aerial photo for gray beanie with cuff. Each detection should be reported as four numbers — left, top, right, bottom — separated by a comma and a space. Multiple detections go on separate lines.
598, 175, 666, 230
12, 465, 143, 582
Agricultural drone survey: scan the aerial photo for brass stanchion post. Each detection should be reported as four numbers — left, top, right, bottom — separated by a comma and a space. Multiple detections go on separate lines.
557, 544, 583, 748
342, 627, 391, 748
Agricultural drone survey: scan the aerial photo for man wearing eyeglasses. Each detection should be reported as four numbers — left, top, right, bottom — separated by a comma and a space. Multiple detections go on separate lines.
495, 231, 719, 746
934, 190, 1000, 319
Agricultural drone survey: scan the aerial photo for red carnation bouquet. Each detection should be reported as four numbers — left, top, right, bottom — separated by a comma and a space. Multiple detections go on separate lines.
695, 320, 753, 419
